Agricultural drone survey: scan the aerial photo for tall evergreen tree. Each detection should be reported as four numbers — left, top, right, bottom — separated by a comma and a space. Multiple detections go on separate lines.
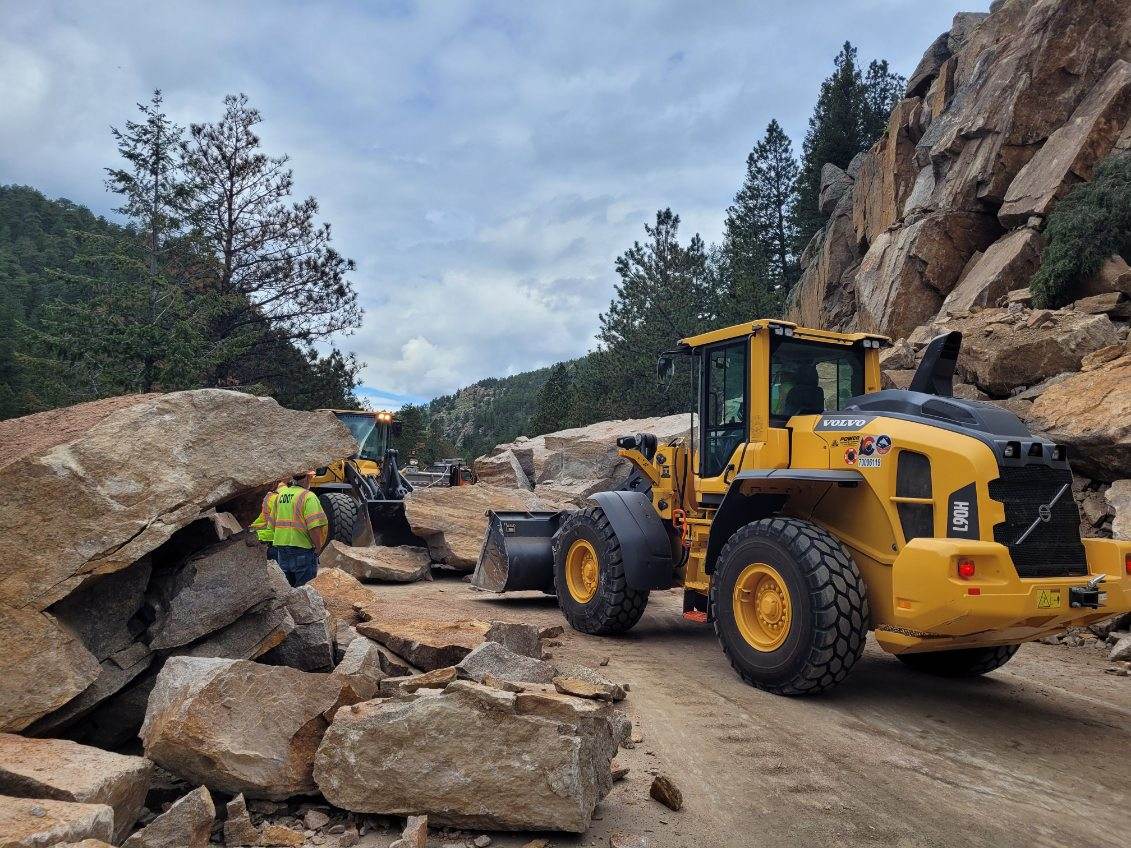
721, 119, 799, 320
179, 94, 362, 386
794, 42, 904, 250
527, 362, 578, 436
597, 209, 711, 417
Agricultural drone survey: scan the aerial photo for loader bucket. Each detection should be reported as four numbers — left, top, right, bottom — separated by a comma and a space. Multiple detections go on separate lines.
471, 509, 566, 593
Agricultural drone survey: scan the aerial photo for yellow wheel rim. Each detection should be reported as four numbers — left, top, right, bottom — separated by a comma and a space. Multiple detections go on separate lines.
732, 563, 792, 651
565, 539, 600, 604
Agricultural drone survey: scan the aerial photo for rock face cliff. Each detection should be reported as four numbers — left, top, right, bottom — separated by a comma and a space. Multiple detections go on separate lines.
787, 0, 1131, 538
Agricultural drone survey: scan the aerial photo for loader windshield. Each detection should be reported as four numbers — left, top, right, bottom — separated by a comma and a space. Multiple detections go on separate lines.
769, 337, 864, 426
334, 412, 389, 461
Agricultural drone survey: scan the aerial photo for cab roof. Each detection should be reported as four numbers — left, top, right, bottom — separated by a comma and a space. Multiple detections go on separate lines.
679, 319, 890, 349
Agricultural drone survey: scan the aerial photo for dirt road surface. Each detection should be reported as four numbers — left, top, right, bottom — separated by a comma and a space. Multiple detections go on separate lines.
360, 574, 1130, 848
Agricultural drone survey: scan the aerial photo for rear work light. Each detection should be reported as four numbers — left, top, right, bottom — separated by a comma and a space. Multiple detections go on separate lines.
1126, 553, 1131, 576
957, 558, 976, 579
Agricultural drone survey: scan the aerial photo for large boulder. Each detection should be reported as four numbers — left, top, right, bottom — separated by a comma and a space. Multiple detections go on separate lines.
940, 226, 1043, 314
140, 657, 351, 800
0, 390, 354, 733
1107, 480, 1131, 540
0, 795, 114, 847
999, 59, 1131, 227
0, 734, 152, 842
313, 681, 620, 832
120, 786, 214, 848
307, 568, 374, 627
260, 586, 334, 672
1029, 344, 1131, 481
321, 542, 433, 583
404, 484, 567, 570
908, 307, 1122, 397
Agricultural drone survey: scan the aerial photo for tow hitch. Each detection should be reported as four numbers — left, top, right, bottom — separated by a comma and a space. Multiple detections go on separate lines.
1069, 574, 1108, 609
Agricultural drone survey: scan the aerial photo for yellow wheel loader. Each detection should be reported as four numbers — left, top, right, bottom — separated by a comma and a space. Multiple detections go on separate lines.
311, 410, 414, 545
473, 320, 1131, 694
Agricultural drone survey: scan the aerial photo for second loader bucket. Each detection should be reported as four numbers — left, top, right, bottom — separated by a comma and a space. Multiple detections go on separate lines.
471, 509, 566, 593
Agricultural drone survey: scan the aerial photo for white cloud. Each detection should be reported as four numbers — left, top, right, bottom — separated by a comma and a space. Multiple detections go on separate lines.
0, 0, 990, 399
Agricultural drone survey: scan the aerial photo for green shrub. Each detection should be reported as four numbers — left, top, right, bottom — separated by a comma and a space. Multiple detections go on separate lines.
1030, 152, 1131, 308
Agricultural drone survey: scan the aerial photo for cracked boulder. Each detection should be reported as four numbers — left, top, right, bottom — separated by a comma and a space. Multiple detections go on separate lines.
0, 390, 354, 733
313, 681, 619, 832
140, 657, 352, 800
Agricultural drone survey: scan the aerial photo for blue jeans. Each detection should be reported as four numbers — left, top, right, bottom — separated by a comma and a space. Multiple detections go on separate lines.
275, 546, 318, 587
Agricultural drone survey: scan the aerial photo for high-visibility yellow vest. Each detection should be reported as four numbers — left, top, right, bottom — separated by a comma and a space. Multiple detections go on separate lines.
249, 488, 282, 542
270, 486, 328, 550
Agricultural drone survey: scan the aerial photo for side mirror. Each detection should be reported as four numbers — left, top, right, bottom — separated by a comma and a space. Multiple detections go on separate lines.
656, 354, 676, 385
390, 421, 404, 437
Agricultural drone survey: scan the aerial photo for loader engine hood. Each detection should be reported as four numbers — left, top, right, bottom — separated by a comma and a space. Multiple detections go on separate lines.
840, 389, 1045, 465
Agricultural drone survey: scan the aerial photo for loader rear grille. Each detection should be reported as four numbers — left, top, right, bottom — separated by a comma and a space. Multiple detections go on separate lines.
988, 464, 1086, 579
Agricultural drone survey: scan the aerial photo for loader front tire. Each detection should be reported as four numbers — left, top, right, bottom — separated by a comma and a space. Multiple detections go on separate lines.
318, 492, 359, 545
552, 506, 648, 635
711, 517, 869, 695
896, 644, 1019, 677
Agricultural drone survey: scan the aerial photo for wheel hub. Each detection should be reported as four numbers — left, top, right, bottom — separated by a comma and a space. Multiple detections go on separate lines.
565, 539, 599, 604
733, 563, 792, 651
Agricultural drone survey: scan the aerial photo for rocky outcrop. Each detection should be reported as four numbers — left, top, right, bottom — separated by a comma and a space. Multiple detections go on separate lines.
120, 786, 214, 848
0, 795, 114, 847
321, 542, 433, 583
140, 658, 352, 800
788, 0, 1131, 340
1029, 343, 1131, 480
0, 734, 151, 842
404, 484, 568, 570
313, 681, 620, 832
0, 390, 354, 733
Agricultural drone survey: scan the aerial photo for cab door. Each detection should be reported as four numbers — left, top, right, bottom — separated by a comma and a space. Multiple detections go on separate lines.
698, 339, 749, 496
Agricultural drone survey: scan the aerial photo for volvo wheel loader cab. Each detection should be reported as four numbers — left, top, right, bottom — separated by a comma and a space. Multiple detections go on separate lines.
473, 319, 1131, 695
311, 410, 414, 545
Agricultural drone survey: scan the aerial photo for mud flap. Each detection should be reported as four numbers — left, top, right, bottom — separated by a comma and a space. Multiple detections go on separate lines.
471, 510, 566, 593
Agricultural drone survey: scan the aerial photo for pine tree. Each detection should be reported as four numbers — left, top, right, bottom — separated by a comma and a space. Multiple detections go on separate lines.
597, 209, 711, 417
721, 119, 799, 320
794, 43, 905, 250
528, 362, 578, 435
179, 94, 362, 386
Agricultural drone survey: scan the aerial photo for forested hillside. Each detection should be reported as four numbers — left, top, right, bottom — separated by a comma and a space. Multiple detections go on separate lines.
0, 92, 361, 420
399, 42, 906, 460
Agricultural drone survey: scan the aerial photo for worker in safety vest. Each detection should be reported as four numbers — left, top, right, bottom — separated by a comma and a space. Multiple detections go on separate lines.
269, 470, 329, 587
249, 480, 286, 562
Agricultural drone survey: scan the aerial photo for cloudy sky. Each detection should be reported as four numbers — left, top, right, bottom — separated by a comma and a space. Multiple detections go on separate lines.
0, 0, 987, 407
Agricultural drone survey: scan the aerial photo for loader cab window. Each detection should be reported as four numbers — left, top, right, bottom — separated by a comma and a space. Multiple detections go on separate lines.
334, 412, 388, 461
701, 341, 747, 478
769, 337, 864, 427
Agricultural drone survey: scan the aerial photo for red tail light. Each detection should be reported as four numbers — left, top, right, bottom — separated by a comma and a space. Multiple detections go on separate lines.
957, 559, 976, 579
1125, 553, 1131, 576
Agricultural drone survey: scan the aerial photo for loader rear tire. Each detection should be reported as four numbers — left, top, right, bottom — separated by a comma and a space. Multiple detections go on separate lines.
552, 506, 648, 635
710, 517, 869, 696
319, 492, 359, 545
896, 644, 1019, 677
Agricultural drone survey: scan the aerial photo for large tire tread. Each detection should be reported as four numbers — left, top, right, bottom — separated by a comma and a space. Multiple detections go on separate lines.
896, 644, 1019, 677
552, 506, 648, 635
319, 492, 360, 545
710, 517, 870, 696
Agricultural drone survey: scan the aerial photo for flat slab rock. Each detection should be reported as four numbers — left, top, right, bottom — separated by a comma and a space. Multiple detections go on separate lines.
356, 617, 491, 671
308, 568, 375, 627
313, 681, 619, 832
0, 794, 114, 847
0, 734, 152, 842
321, 542, 433, 583
140, 657, 352, 800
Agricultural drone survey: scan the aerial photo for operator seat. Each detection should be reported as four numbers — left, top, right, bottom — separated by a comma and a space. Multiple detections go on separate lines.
782, 363, 825, 417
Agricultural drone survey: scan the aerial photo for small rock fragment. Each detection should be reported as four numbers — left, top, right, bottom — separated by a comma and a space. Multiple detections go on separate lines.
473, 836, 492, 847
303, 809, 330, 831
1110, 634, 1131, 662
257, 823, 304, 846
553, 675, 626, 702
611, 760, 629, 781
378, 666, 458, 695
122, 786, 214, 848
610, 834, 649, 848
390, 814, 427, 848
481, 673, 525, 693
649, 774, 683, 811
223, 794, 258, 847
